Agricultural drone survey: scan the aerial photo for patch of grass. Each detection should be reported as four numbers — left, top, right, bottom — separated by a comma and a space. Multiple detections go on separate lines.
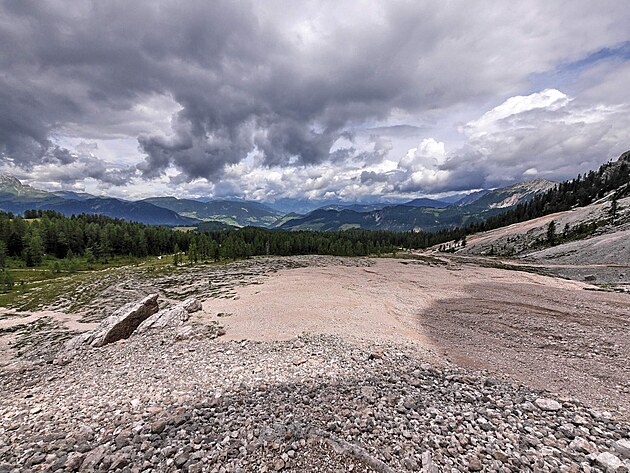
0, 255, 175, 311
390, 253, 449, 265
481, 260, 551, 277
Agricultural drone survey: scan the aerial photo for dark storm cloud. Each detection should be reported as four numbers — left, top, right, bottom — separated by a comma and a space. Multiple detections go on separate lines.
360, 171, 390, 184
1, 0, 629, 195
42, 146, 78, 165
0, 1, 526, 177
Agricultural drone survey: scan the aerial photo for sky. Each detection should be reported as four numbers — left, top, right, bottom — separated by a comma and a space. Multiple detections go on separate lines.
1, 0, 629, 203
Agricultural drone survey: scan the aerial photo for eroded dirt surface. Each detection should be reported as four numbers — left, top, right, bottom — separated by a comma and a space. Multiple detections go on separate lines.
416, 266, 630, 418
0, 256, 372, 369
204, 257, 630, 419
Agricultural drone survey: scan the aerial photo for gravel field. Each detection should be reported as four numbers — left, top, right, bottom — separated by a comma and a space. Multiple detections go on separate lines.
1, 332, 630, 472
1, 255, 630, 472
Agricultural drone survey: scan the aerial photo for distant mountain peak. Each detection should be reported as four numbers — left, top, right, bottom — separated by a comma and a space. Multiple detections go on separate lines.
520, 178, 555, 187
486, 178, 555, 209
0, 173, 51, 199
0, 173, 22, 187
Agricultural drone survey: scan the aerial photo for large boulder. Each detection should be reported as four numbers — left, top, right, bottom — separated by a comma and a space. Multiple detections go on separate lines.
62, 294, 159, 351
94, 293, 159, 346
136, 297, 202, 334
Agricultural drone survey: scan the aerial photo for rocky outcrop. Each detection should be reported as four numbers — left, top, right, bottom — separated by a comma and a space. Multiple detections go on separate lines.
62, 294, 159, 353
57, 295, 204, 361
136, 297, 202, 334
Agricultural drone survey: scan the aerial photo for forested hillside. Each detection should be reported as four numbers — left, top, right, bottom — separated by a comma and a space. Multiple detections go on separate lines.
0, 210, 460, 278
0, 150, 627, 291
468, 151, 630, 234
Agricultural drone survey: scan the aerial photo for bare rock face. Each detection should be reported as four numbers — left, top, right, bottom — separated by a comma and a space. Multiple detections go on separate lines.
136, 297, 202, 334
94, 294, 160, 346
61, 294, 159, 354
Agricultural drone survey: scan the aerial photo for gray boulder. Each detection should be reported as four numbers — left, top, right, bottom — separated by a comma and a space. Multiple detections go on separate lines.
62, 294, 159, 352
93, 293, 159, 346
136, 297, 202, 334
614, 439, 630, 460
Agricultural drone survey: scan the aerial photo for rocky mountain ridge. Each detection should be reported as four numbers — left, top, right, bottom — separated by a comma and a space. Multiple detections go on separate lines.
280, 179, 556, 232
0, 176, 199, 227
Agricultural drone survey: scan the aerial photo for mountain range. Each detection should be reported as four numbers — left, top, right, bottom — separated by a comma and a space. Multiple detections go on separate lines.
277, 179, 556, 232
0, 173, 556, 231
0, 175, 198, 226
142, 197, 283, 228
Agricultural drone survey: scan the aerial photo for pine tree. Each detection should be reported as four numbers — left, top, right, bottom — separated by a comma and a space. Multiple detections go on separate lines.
546, 220, 556, 245
609, 194, 618, 221
188, 240, 198, 265
22, 232, 45, 267
173, 244, 181, 267
84, 247, 96, 264
0, 241, 6, 268
0, 269, 13, 292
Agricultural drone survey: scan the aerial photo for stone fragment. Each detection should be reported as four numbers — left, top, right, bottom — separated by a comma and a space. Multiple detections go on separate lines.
109, 453, 129, 470
614, 439, 630, 460
468, 457, 482, 471
151, 420, 167, 434
402, 456, 418, 470
569, 437, 597, 454
181, 297, 202, 313
64, 452, 85, 471
369, 348, 384, 360
81, 447, 106, 470
535, 398, 562, 411
174, 453, 188, 468
421, 451, 438, 472
595, 452, 622, 471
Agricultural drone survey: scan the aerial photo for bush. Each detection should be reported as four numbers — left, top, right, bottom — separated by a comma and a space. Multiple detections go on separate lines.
0, 270, 14, 292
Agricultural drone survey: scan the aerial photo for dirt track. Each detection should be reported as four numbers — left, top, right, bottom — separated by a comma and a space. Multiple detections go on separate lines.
206, 257, 630, 418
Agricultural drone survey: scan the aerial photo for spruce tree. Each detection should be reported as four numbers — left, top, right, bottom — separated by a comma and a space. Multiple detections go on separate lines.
546, 220, 556, 245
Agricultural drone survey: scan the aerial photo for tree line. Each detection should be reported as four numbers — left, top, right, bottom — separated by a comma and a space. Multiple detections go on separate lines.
467, 155, 629, 234
0, 152, 627, 286
0, 210, 465, 274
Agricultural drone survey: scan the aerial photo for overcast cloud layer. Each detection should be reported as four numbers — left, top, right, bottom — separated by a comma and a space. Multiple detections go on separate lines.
1, 0, 629, 202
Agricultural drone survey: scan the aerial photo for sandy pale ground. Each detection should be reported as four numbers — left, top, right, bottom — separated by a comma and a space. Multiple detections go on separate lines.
205, 258, 630, 417
209, 262, 442, 343
0, 309, 98, 332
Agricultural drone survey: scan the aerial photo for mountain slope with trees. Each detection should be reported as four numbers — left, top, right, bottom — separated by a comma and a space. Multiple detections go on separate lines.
143, 197, 283, 227
0, 175, 198, 227
467, 151, 630, 234
280, 179, 557, 232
